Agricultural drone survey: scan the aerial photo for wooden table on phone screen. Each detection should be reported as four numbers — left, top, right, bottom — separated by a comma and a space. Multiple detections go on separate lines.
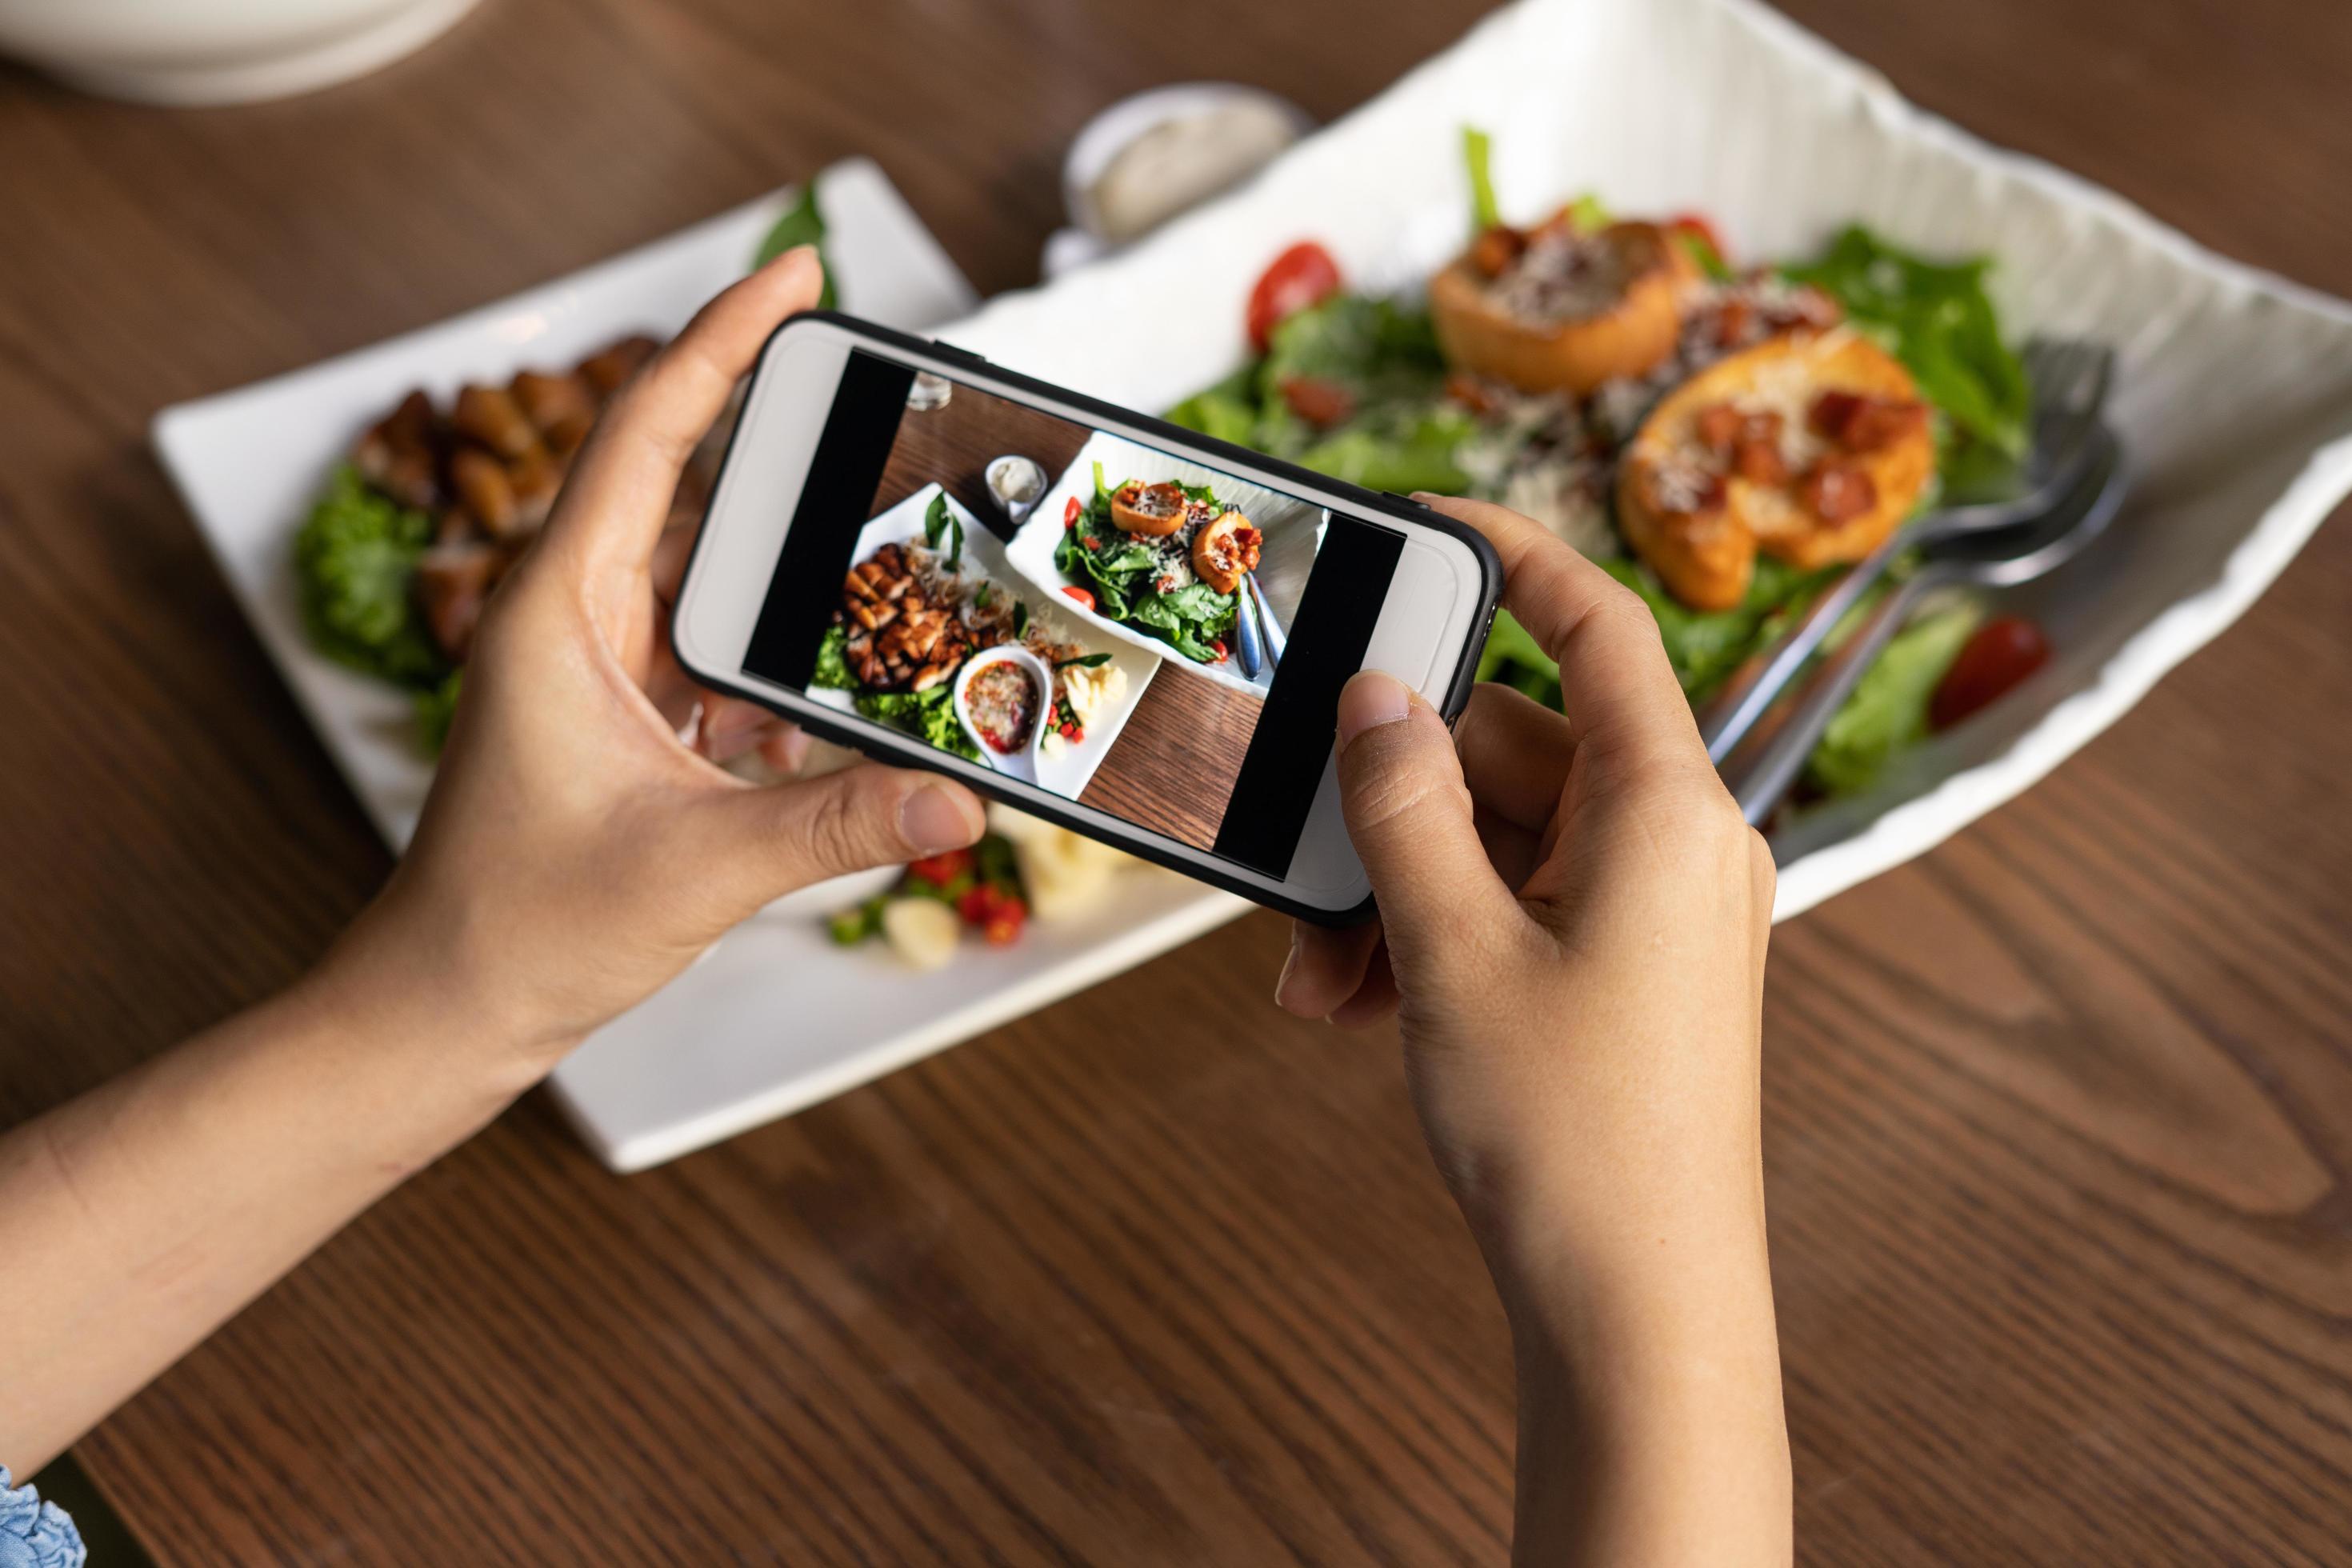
3, 0, 2348, 1561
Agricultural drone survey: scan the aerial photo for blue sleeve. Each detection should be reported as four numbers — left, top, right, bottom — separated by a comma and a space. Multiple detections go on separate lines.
0, 1469, 83, 1568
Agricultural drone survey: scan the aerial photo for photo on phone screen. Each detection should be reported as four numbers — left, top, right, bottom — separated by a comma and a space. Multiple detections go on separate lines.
738, 349, 1407, 882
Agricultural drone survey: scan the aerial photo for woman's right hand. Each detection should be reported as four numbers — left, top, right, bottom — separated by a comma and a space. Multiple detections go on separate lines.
1276, 494, 1790, 1566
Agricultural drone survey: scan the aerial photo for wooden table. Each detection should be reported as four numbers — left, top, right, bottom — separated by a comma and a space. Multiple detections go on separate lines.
4, 0, 2349, 1560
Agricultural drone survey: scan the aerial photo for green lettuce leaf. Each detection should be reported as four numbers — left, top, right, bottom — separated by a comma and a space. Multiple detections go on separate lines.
1804, 604, 1981, 796
753, 182, 839, 310
294, 462, 446, 690
811, 624, 854, 690
1464, 126, 1500, 231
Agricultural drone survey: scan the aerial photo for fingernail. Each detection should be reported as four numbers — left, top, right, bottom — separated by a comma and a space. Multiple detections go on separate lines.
1335, 670, 1411, 750
901, 785, 979, 854
1274, 929, 1302, 1010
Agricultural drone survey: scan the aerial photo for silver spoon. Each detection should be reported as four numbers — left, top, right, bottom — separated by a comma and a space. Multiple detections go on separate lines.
1245, 572, 1286, 670
1230, 577, 1266, 678
1698, 338, 2115, 763
1718, 423, 2128, 828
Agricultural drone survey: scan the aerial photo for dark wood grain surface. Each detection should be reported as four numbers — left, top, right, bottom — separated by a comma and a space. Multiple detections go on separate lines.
870, 378, 1260, 850
3, 0, 2349, 1561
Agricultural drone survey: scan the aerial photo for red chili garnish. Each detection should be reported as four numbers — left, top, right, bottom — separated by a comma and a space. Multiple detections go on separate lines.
1930, 616, 2052, 730
907, 849, 975, 886
1444, 370, 1501, 415
1062, 586, 1095, 612
1278, 374, 1354, 430
1063, 495, 1082, 530
1245, 241, 1343, 354
1080, 534, 1100, 551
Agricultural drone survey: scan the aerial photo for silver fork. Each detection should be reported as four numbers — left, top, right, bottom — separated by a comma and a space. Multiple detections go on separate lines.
1697, 337, 2116, 764
1716, 422, 2129, 827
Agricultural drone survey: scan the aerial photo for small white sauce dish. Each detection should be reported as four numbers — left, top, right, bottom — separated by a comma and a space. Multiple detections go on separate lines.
951, 644, 1054, 786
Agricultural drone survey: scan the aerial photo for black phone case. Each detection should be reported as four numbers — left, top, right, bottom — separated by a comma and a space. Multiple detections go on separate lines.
673, 310, 1505, 928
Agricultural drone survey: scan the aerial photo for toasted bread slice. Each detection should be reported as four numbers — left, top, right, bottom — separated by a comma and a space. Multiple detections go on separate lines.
1109, 480, 1186, 537
1430, 221, 1695, 395
1616, 330, 1934, 610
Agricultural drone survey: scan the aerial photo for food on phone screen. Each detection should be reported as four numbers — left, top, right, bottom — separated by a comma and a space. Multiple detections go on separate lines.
1109, 480, 1188, 537
962, 658, 1042, 754
1190, 510, 1262, 594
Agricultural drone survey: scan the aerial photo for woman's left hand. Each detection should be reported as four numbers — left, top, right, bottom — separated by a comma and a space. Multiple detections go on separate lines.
339, 248, 986, 1068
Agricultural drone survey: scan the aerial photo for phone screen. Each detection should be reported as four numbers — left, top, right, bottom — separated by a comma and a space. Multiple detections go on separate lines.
740, 350, 1406, 880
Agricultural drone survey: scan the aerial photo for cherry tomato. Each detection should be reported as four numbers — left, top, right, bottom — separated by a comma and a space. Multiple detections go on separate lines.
1930, 615, 2051, 731
1080, 534, 1101, 551
1063, 495, 1082, 530
1245, 241, 1342, 354
955, 886, 990, 923
1062, 586, 1095, 612
1668, 212, 1729, 265
1210, 638, 1229, 662
1278, 374, 1354, 430
906, 848, 975, 886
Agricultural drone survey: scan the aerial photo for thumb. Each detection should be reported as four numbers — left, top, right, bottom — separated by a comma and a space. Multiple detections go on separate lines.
1334, 671, 1518, 954
697, 763, 985, 912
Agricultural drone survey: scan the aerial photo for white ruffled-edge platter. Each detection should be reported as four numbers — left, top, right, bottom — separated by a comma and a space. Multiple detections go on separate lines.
934, 0, 2352, 923
1002, 428, 1324, 698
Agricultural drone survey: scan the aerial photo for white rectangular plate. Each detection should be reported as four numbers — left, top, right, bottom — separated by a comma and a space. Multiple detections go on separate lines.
813, 482, 1161, 798
1003, 429, 1319, 697
154, 158, 1246, 1171
936, 0, 2352, 923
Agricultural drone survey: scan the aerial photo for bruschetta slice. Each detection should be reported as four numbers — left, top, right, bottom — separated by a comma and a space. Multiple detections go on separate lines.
1108, 480, 1188, 537
1430, 218, 1696, 395
1190, 510, 1262, 594
1615, 330, 1934, 610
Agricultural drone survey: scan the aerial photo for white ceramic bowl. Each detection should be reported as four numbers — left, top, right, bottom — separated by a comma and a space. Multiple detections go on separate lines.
0, 0, 481, 105
952, 644, 1056, 784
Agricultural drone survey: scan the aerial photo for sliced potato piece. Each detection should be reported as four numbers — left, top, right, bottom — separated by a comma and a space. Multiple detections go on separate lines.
880, 898, 961, 970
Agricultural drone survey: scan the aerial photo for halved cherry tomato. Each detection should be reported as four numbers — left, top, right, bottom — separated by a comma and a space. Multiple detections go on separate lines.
907, 848, 975, 886
1246, 241, 1342, 354
1667, 213, 1729, 266
1061, 586, 1095, 612
1930, 616, 2050, 730
1210, 638, 1229, 662
1063, 495, 1082, 530
1279, 374, 1354, 430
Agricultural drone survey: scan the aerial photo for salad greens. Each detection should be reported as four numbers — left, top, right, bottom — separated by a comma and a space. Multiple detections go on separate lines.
295, 463, 446, 690
1167, 139, 2033, 803
294, 462, 465, 750
1054, 462, 1239, 662
1804, 603, 1981, 796
753, 182, 839, 310
1167, 294, 1474, 493
811, 623, 982, 762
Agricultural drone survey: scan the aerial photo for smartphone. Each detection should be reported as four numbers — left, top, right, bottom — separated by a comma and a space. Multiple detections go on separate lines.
673, 312, 1501, 924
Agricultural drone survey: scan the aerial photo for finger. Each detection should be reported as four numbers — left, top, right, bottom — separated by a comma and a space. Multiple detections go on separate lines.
695, 762, 983, 910
1334, 670, 1519, 959
1414, 492, 1702, 774
1326, 940, 1398, 1030
547, 247, 824, 573
1274, 919, 1382, 1019
651, 516, 698, 605
1472, 805, 1546, 894
1454, 681, 1578, 834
